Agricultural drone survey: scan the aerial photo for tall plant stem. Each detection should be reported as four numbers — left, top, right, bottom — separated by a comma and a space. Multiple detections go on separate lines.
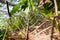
26, 14, 29, 40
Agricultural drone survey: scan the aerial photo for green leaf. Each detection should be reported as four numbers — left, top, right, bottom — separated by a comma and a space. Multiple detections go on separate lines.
11, 3, 21, 13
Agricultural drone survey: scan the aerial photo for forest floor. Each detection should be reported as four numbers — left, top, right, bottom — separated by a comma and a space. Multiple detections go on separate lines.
28, 31, 58, 40
6, 20, 58, 40
6, 26, 58, 40
28, 26, 58, 40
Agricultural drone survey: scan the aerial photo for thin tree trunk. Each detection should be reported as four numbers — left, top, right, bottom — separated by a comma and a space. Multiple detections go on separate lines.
3, 1, 12, 40
51, 0, 58, 40
6, 1, 12, 29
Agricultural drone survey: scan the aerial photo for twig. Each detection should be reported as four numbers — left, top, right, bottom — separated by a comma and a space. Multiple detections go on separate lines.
30, 20, 49, 34
29, 26, 52, 39
35, 26, 52, 36
38, 0, 44, 7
